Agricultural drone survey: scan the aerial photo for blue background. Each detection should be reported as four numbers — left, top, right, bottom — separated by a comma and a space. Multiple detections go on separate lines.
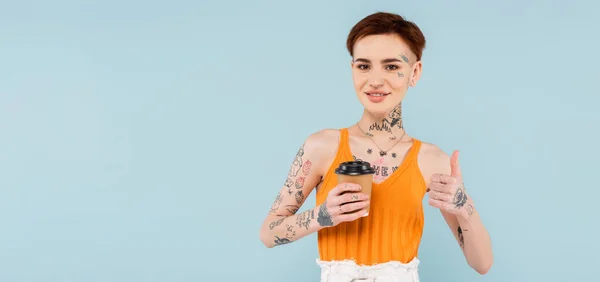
1, 0, 598, 281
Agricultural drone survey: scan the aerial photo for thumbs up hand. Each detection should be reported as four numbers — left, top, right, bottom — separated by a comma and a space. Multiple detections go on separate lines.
427, 150, 473, 218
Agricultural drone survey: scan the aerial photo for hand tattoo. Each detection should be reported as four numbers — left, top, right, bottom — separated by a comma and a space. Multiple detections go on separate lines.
317, 202, 333, 226
453, 184, 468, 209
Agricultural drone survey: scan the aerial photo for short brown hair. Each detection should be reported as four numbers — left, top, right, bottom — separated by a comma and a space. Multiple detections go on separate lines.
346, 12, 426, 61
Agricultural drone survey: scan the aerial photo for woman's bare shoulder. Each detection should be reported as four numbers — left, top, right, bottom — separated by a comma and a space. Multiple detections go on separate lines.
416, 140, 453, 181
302, 128, 343, 172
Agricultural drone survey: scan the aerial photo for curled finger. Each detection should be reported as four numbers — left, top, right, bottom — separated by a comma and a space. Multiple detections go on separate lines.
431, 173, 456, 184
429, 190, 452, 202
329, 183, 361, 197
428, 198, 444, 209
341, 192, 369, 205
338, 208, 369, 223
340, 200, 370, 214
327, 199, 344, 216
429, 182, 453, 194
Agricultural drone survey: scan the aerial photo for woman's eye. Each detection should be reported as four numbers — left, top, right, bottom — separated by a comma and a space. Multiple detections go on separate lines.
357, 64, 370, 70
386, 65, 399, 71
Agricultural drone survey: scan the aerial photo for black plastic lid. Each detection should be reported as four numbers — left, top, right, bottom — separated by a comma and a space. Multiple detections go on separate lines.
334, 161, 375, 176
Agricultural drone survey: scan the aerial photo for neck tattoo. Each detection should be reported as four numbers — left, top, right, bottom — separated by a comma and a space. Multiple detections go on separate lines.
367, 103, 403, 140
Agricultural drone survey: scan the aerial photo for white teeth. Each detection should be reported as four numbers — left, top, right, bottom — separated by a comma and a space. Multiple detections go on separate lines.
370, 94, 384, 97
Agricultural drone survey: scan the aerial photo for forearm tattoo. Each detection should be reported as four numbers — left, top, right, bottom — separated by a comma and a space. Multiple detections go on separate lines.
273, 224, 296, 246
296, 209, 314, 230
269, 217, 285, 230
466, 204, 474, 216
273, 236, 291, 246
285, 205, 299, 214
457, 226, 465, 249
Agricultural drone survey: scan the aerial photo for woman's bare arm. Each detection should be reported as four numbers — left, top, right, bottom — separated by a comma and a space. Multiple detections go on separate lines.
259, 130, 334, 248
420, 145, 494, 274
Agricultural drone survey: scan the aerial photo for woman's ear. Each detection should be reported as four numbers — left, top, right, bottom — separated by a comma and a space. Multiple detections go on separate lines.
410, 61, 423, 87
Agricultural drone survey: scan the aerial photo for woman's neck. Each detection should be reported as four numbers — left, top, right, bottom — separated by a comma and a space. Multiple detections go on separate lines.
356, 103, 405, 141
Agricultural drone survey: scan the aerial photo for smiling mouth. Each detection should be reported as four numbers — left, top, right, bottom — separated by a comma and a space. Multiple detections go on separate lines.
365, 92, 390, 97
365, 92, 390, 103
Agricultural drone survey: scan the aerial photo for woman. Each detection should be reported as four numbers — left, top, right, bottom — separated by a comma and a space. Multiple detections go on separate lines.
259, 11, 493, 281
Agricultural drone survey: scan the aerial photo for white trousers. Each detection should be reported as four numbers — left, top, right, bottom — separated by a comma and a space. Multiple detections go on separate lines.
316, 258, 420, 282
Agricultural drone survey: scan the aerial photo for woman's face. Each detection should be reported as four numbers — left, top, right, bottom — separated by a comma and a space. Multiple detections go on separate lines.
351, 33, 422, 117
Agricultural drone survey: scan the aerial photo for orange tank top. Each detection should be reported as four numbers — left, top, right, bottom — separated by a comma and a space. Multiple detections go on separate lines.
316, 128, 427, 266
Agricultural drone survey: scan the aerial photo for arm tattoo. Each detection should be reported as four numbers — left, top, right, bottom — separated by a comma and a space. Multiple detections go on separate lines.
284, 177, 293, 195
285, 205, 299, 214
279, 143, 314, 207
268, 192, 283, 214
273, 224, 296, 246
302, 160, 312, 176
288, 144, 304, 178
466, 204, 474, 216
285, 224, 296, 238
317, 202, 334, 226
457, 226, 465, 249
294, 176, 306, 204
286, 144, 311, 204
273, 236, 291, 246
295, 176, 305, 189
269, 217, 285, 230
296, 209, 315, 230
294, 190, 304, 204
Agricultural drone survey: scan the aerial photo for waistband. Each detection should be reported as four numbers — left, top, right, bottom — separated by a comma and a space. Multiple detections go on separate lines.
316, 258, 420, 282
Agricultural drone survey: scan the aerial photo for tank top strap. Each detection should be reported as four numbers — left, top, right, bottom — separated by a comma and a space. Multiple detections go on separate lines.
403, 138, 423, 169
338, 128, 350, 155
324, 128, 351, 174
317, 128, 352, 200
406, 138, 422, 161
